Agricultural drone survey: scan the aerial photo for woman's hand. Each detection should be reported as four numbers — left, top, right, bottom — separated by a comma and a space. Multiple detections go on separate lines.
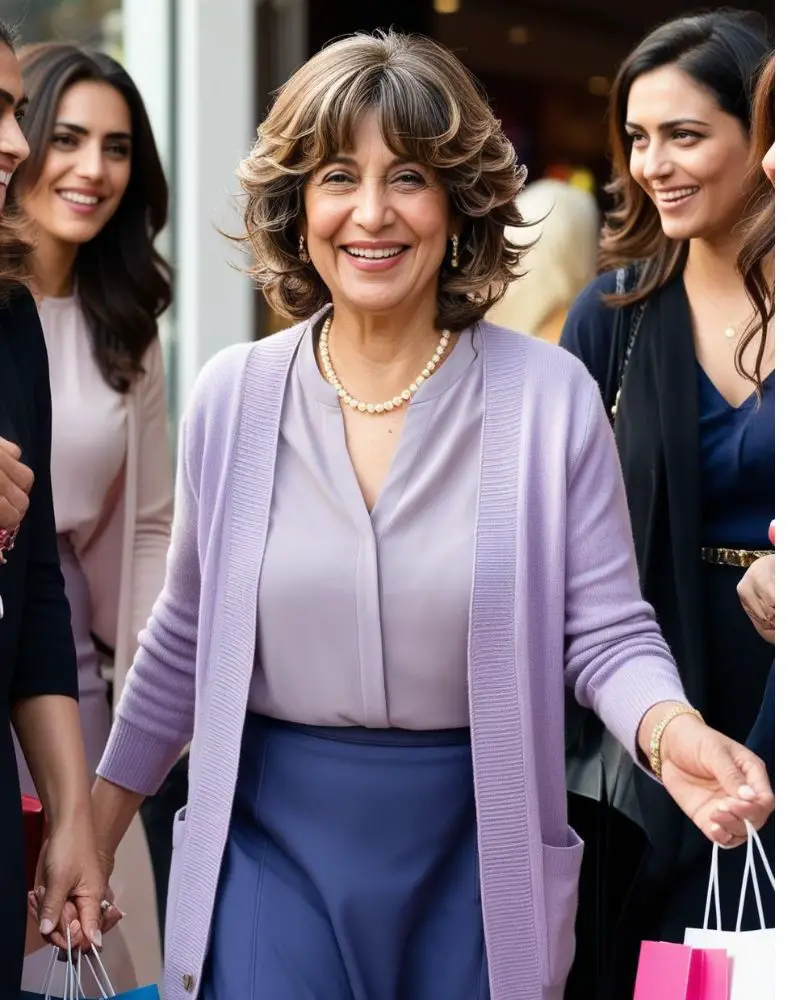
653, 711, 774, 848
0, 436, 33, 531
29, 842, 123, 953
28, 813, 105, 952
737, 523, 775, 643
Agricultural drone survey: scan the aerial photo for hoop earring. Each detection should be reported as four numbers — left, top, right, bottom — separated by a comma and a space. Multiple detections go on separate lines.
298, 235, 310, 264
450, 234, 460, 269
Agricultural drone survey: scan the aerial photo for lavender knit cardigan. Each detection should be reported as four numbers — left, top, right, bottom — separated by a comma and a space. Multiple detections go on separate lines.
98, 312, 686, 1000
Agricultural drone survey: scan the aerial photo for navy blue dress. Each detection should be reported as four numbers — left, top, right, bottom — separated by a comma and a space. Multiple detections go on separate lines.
698, 364, 775, 783
696, 364, 774, 744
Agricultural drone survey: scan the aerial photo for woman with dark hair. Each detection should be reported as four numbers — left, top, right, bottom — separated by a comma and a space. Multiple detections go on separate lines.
736, 52, 775, 779
66, 30, 773, 1000
7, 41, 173, 992
0, 17, 103, 996
560, 10, 774, 998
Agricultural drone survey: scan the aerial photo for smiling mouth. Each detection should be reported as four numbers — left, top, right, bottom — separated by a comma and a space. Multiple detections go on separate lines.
654, 186, 700, 206
342, 246, 407, 260
58, 191, 102, 207
0, 169, 13, 187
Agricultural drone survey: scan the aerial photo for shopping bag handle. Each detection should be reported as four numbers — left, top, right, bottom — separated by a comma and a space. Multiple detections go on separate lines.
736, 819, 775, 933
39, 926, 117, 998
40, 923, 81, 1000
703, 819, 775, 932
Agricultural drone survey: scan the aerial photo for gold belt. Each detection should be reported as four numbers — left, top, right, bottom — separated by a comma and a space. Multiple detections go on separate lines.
701, 546, 772, 568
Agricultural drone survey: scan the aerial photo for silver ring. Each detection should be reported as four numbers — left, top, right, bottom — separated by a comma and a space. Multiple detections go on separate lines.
100, 899, 112, 914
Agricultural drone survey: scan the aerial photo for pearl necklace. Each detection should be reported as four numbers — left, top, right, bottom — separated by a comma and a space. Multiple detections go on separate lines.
318, 314, 452, 414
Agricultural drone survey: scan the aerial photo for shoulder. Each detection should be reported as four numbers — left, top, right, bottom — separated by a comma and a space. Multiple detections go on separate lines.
558, 270, 624, 387
561, 270, 619, 341
479, 319, 600, 395
0, 286, 49, 381
184, 320, 308, 431
0, 285, 45, 348
479, 319, 608, 464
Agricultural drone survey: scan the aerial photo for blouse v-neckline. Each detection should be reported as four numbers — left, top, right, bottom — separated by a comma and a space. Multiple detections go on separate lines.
697, 361, 775, 413
297, 315, 480, 528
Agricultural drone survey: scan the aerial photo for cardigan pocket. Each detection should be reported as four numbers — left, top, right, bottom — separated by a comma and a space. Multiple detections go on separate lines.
541, 825, 584, 987
165, 805, 188, 956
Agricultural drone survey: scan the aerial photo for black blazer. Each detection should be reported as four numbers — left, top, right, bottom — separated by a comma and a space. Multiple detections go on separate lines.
0, 285, 77, 993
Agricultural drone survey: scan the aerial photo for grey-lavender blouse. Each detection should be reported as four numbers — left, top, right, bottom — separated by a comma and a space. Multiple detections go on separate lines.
248, 319, 484, 729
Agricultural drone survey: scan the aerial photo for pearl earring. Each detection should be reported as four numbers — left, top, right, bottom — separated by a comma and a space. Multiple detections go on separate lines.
298, 235, 309, 264
450, 234, 460, 269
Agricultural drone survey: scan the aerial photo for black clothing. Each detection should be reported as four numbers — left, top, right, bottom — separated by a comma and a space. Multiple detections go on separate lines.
0, 287, 78, 998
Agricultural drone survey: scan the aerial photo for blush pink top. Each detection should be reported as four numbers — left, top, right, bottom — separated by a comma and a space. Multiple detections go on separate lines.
39, 295, 127, 538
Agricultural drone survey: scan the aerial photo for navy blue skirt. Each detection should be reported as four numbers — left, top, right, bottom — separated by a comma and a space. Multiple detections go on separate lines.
200, 714, 490, 1000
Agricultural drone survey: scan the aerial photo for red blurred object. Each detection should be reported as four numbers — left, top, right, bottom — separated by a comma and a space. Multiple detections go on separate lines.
21, 794, 45, 890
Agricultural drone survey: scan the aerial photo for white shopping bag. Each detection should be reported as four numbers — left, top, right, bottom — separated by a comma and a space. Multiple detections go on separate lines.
683, 820, 775, 1000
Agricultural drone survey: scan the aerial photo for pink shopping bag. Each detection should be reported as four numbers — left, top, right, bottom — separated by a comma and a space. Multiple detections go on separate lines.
634, 940, 729, 1000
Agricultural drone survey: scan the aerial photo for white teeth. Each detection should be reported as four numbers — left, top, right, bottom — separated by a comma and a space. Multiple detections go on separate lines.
0, 170, 12, 185
60, 191, 100, 206
344, 246, 404, 259
656, 187, 699, 203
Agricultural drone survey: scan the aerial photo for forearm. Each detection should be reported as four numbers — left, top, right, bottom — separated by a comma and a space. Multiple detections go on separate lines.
91, 776, 145, 859
12, 695, 91, 825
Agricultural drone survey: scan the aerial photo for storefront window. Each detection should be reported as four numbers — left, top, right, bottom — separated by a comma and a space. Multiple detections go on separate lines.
2, 1, 122, 55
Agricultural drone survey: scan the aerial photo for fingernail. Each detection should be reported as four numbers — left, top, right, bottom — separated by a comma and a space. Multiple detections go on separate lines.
92, 930, 103, 948
70, 920, 81, 937
36, 885, 45, 901
40, 919, 54, 936
710, 822, 720, 833
739, 785, 756, 800
119, 910, 128, 919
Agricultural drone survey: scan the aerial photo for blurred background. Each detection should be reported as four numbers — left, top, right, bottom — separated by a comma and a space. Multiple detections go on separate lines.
1, 0, 774, 426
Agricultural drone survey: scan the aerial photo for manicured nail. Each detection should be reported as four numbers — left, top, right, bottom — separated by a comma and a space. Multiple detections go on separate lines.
710, 822, 720, 833
739, 785, 756, 800
40, 918, 55, 936
92, 930, 103, 948
70, 920, 81, 937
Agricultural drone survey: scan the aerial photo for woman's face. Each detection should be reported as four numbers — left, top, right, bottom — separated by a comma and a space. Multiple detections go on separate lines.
626, 65, 751, 243
762, 143, 775, 187
0, 43, 29, 214
21, 80, 132, 247
303, 110, 453, 320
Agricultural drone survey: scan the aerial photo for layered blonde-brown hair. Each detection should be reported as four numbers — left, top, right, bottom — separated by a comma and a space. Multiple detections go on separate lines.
235, 30, 528, 330
0, 19, 32, 302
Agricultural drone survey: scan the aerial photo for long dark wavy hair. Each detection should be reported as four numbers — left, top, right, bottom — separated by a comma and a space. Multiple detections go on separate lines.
735, 53, 774, 395
599, 9, 772, 307
8, 43, 172, 392
0, 18, 33, 302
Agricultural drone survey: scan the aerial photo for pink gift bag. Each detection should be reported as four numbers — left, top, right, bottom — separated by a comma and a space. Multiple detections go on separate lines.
634, 940, 729, 1000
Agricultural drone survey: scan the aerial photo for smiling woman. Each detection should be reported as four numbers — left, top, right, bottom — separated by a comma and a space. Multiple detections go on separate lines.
83, 29, 776, 1000
559, 10, 775, 999
9, 43, 170, 389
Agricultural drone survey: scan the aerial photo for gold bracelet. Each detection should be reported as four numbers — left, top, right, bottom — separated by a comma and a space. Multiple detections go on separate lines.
648, 704, 704, 781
